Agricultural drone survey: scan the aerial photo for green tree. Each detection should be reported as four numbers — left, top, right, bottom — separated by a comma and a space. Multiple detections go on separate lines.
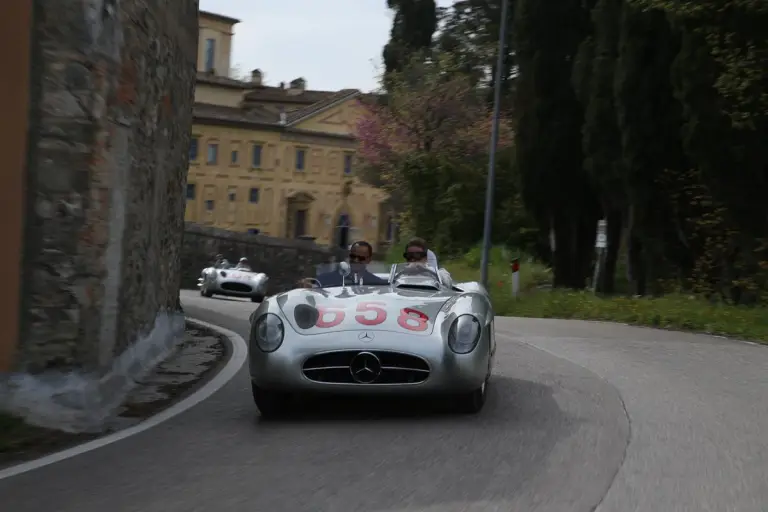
514, 0, 600, 288
383, 0, 439, 82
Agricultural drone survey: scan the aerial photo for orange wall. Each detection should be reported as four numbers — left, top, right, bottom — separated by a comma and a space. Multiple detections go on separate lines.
0, 0, 31, 371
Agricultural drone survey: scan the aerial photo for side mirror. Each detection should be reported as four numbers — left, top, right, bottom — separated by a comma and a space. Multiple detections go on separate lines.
338, 261, 351, 277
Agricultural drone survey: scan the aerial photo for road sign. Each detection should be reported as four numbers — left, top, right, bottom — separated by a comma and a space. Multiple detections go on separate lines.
595, 219, 607, 248
596, 234, 607, 248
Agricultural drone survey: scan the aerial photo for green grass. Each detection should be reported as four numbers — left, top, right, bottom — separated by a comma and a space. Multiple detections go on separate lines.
437, 245, 768, 344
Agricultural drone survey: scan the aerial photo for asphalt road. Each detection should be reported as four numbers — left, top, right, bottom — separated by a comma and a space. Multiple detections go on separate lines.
2, 289, 766, 511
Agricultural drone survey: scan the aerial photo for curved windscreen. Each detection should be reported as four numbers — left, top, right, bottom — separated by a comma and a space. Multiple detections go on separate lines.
314, 261, 391, 277
308, 262, 444, 289
389, 262, 442, 290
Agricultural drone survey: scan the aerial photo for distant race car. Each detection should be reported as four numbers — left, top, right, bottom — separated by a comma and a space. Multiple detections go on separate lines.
198, 263, 269, 302
248, 261, 495, 417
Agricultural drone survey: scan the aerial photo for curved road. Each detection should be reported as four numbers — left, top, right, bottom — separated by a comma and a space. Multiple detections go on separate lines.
2, 290, 767, 511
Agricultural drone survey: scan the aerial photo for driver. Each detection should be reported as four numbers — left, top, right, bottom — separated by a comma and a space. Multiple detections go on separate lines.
235, 257, 251, 271
299, 241, 388, 288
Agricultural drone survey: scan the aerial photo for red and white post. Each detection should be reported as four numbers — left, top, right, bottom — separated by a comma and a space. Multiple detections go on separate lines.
510, 258, 520, 297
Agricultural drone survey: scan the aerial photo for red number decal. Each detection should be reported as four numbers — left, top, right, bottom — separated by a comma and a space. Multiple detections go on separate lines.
398, 308, 429, 331
355, 301, 387, 326
315, 306, 345, 328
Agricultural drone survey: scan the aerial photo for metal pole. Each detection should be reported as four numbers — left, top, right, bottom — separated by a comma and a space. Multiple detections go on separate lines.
479, 0, 510, 288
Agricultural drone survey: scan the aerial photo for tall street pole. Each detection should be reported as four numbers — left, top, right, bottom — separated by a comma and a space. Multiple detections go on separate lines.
480, 0, 511, 288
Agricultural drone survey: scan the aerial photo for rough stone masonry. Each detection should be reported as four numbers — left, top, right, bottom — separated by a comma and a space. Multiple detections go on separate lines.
0, 0, 199, 432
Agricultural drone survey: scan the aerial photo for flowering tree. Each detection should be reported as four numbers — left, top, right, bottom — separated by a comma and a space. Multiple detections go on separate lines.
355, 52, 520, 254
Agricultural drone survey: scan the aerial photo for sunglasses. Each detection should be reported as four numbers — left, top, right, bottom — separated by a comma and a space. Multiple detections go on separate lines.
404, 251, 427, 261
348, 253, 367, 262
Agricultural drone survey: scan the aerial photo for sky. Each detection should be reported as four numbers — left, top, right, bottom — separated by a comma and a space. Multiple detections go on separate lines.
199, 0, 454, 92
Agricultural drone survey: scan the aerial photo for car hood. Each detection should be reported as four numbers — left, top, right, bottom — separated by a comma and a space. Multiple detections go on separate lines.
276, 285, 455, 336
210, 268, 262, 281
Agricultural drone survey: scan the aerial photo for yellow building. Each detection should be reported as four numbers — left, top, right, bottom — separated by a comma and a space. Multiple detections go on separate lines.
186, 10, 395, 251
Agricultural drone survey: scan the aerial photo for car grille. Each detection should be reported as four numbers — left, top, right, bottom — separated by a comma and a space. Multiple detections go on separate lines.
221, 282, 252, 293
302, 350, 430, 385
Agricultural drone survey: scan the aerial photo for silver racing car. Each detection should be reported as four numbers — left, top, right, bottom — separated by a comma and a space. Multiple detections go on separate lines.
198, 262, 269, 302
248, 261, 495, 417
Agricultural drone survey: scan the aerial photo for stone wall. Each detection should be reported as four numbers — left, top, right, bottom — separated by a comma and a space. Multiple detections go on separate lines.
1, 0, 199, 432
182, 223, 348, 294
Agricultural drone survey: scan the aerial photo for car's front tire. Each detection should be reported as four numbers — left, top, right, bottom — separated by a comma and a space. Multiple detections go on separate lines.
252, 382, 291, 418
200, 281, 214, 298
455, 378, 488, 414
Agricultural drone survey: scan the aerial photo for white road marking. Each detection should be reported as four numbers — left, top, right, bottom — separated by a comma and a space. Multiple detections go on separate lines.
0, 318, 247, 481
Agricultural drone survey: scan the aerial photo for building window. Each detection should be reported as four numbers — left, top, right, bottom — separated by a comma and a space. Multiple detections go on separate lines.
231, 150, 238, 164
186, 183, 196, 200
295, 209, 307, 237
204, 38, 216, 72
249, 187, 260, 203
295, 148, 306, 171
207, 143, 218, 164
344, 154, 353, 175
205, 200, 214, 211
386, 217, 395, 241
189, 138, 199, 161
228, 187, 236, 201
247, 228, 260, 235
252, 144, 262, 168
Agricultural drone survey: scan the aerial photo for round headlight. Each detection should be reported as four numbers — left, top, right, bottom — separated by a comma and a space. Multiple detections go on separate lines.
253, 313, 284, 353
447, 314, 481, 354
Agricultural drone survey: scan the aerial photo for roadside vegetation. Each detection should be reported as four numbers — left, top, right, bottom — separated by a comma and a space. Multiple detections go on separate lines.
367, 1, 767, 342
440, 245, 768, 343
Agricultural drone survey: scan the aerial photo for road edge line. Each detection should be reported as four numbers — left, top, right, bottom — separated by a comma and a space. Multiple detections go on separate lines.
0, 317, 247, 481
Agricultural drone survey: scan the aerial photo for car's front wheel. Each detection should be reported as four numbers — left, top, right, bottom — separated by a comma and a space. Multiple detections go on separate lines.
200, 280, 214, 298
252, 383, 291, 418
455, 378, 488, 414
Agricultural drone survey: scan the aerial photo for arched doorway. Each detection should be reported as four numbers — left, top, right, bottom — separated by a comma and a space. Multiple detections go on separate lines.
336, 214, 350, 248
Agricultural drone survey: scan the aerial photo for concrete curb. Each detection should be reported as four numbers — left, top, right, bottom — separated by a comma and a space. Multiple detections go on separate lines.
0, 318, 247, 481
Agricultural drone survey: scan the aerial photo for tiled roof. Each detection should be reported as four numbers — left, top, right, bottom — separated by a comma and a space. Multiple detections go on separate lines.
286, 89, 360, 125
193, 103, 277, 127
243, 86, 336, 105
194, 77, 363, 134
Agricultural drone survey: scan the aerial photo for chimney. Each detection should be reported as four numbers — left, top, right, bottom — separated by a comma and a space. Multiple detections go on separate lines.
289, 77, 306, 92
279, 81, 285, 89
278, 107, 286, 125
250, 69, 262, 86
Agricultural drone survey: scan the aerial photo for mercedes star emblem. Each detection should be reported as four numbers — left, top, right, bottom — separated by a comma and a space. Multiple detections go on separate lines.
357, 331, 374, 342
349, 351, 382, 384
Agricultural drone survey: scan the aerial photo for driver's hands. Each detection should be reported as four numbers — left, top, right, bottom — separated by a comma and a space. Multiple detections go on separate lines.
296, 278, 315, 289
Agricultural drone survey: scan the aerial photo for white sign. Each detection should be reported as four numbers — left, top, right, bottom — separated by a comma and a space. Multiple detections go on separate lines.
511, 272, 520, 297
596, 234, 607, 248
595, 219, 607, 248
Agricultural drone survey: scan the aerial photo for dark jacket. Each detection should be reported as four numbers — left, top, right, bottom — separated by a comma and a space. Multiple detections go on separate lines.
316, 269, 388, 287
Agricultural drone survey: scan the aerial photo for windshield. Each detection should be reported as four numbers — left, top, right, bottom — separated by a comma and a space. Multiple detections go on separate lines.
308, 261, 443, 289
315, 261, 391, 277
390, 262, 442, 290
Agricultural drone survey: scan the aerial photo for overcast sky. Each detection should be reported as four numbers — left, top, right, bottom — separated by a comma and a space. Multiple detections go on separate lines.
199, 0, 453, 92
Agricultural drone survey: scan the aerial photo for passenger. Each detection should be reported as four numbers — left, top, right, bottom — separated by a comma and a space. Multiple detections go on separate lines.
403, 238, 452, 284
235, 257, 252, 271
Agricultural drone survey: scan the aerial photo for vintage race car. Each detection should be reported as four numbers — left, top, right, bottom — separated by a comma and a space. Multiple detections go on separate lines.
198, 263, 269, 302
248, 262, 495, 417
